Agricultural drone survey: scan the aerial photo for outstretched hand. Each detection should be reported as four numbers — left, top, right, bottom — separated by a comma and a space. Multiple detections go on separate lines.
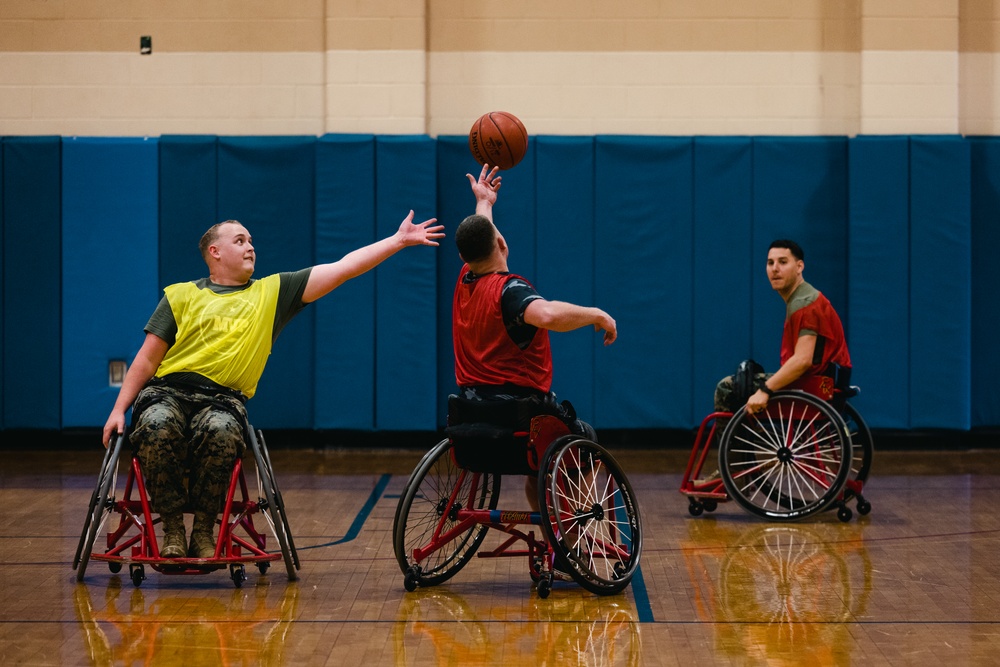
467, 164, 502, 205
396, 210, 445, 247
595, 315, 618, 346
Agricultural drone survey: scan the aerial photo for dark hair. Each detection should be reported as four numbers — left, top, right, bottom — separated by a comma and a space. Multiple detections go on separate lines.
455, 214, 497, 263
199, 220, 241, 262
768, 239, 804, 261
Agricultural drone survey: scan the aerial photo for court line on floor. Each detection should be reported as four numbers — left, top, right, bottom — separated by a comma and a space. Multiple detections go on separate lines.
296, 473, 392, 550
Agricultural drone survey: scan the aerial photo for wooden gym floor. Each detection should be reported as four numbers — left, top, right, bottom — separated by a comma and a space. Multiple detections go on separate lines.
2, 438, 1000, 666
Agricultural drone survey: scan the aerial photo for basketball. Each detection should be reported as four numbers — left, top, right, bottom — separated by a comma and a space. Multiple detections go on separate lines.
468, 111, 528, 170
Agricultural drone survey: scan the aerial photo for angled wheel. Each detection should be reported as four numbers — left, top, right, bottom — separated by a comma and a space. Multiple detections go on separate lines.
74, 433, 125, 581
719, 391, 852, 521
840, 402, 874, 509
248, 429, 298, 581
393, 439, 500, 589
539, 436, 642, 595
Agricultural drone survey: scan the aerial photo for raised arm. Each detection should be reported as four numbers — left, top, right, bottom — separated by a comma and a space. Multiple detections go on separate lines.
301, 210, 443, 303
102, 332, 170, 446
523, 299, 618, 346
466, 164, 502, 222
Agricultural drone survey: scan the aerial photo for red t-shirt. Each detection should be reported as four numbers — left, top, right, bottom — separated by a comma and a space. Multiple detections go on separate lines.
781, 284, 851, 374
452, 266, 553, 392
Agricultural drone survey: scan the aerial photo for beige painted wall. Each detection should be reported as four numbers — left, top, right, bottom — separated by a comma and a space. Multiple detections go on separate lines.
0, 0, 998, 136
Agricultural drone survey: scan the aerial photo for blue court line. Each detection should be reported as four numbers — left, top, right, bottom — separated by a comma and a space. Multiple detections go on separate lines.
631, 564, 654, 623
297, 473, 392, 550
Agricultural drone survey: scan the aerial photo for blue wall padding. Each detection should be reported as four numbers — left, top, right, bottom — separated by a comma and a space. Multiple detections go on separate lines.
0, 142, 4, 424
4, 132, 1000, 432
373, 136, 439, 430
158, 136, 219, 287
595, 136, 694, 428
313, 134, 377, 429
434, 137, 480, 423
61, 138, 160, 428
969, 137, 1000, 427
692, 137, 754, 418
909, 137, 971, 429
751, 137, 849, 371
536, 136, 597, 420
217, 137, 316, 428
847, 136, 911, 429
2, 138, 62, 428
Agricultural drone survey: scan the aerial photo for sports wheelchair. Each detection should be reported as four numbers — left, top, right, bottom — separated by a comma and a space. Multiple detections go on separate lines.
73, 421, 299, 588
680, 372, 873, 522
393, 396, 642, 598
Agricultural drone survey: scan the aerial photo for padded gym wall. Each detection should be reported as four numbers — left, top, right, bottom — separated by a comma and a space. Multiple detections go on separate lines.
3, 132, 998, 433
908, 136, 971, 430
536, 136, 597, 421
2, 138, 61, 429
692, 137, 754, 419
847, 136, 911, 429
158, 136, 219, 288
313, 135, 377, 430
216, 137, 316, 429
434, 137, 478, 424
61, 137, 159, 428
374, 136, 439, 431
969, 137, 1000, 428
595, 136, 694, 429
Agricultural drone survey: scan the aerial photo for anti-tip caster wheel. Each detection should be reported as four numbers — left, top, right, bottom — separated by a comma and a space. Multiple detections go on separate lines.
688, 500, 704, 517
129, 564, 145, 588
403, 566, 421, 592
231, 564, 247, 588
537, 574, 553, 599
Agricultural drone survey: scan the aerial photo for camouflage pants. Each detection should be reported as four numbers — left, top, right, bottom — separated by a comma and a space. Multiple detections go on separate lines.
713, 372, 772, 412
130, 384, 247, 517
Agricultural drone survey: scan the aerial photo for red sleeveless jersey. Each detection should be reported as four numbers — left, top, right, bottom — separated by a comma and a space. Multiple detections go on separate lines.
452, 266, 553, 392
781, 290, 851, 372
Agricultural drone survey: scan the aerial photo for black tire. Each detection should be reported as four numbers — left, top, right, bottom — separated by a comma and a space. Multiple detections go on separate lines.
538, 437, 642, 595
840, 402, 874, 503
74, 434, 124, 581
393, 439, 500, 589
719, 391, 852, 521
248, 429, 298, 581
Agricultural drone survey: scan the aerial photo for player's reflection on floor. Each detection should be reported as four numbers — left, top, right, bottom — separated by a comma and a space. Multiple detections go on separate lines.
73, 577, 299, 666
393, 585, 641, 666
682, 521, 872, 665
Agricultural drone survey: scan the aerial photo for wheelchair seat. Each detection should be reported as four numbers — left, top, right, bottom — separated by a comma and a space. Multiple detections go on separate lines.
445, 394, 553, 476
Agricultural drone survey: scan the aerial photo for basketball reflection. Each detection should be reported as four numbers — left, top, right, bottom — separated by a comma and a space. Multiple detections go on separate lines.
393, 586, 641, 666
683, 521, 872, 665
73, 578, 298, 666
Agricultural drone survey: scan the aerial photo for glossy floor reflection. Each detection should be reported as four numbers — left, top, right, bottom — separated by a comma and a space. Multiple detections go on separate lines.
2, 445, 1000, 666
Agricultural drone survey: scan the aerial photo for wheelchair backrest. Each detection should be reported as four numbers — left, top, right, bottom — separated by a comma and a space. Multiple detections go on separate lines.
445, 395, 569, 475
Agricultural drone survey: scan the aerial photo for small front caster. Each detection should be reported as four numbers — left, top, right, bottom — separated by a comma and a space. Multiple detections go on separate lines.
129, 564, 145, 588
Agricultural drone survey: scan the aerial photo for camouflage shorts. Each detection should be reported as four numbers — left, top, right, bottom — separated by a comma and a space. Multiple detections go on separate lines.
130, 383, 248, 516
713, 372, 772, 412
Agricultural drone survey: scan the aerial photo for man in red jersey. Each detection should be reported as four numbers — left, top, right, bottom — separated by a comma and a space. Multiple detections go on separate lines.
452, 165, 617, 509
722, 239, 852, 415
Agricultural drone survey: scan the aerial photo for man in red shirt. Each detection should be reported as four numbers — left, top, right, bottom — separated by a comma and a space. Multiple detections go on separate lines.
740, 239, 851, 414
452, 165, 617, 509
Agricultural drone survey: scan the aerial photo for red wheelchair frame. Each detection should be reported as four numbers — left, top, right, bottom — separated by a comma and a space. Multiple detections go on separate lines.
393, 412, 642, 598
680, 378, 873, 522
73, 426, 298, 588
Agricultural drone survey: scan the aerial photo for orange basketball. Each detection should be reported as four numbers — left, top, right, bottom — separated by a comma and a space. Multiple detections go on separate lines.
468, 111, 528, 170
